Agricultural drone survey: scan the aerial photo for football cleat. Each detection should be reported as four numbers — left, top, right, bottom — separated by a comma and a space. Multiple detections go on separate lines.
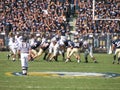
94, 60, 98, 63
22, 73, 27, 75
112, 61, 115, 64
84, 60, 88, 63
65, 59, 69, 63
77, 60, 80, 63
12, 60, 16, 62
7, 54, 10, 60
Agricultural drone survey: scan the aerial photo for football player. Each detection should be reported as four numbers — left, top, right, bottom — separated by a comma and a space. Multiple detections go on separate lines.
32, 39, 50, 60
18, 37, 31, 75
47, 38, 60, 61
65, 38, 82, 63
66, 37, 74, 61
83, 40, 97, 63
112, 36, 120, 64
8, 33, 19, 61
29, 38, 41, 61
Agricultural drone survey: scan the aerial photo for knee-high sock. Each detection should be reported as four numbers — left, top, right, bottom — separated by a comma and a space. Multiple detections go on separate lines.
114, 55, 116, 60
43, 52, 48, 60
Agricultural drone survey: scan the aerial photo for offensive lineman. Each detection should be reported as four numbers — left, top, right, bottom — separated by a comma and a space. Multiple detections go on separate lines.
66, 37, 74, 60
65, 38, 82, 63
112, 36, 120, 64
32, 39, 50, 60
29, 38, 41, 61
47, 38, 60, 61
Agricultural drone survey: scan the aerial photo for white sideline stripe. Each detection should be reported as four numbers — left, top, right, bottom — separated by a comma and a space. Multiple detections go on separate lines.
0, 85, 119, 89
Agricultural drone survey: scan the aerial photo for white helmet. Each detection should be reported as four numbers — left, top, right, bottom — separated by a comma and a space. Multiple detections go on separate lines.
113, 36, 118, 40
74, 39, 78, 43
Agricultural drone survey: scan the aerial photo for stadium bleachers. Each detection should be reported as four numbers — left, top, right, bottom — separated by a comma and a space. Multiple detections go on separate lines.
0, 0, 120, 52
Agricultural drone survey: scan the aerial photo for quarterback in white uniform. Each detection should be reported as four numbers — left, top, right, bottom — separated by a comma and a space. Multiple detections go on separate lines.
18, 37, 31, 75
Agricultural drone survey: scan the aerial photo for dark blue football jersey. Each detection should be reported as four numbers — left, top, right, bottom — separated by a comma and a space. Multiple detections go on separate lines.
67, 40, 74, 47
112, 39, 120, 48
31, 41, 41, 49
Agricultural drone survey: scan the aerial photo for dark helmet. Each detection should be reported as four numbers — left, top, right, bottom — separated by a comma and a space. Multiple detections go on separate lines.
22, 37, 27, 42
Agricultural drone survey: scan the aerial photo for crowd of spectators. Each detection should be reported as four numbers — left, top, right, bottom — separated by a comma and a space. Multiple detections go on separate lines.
1, 0, 119, 36
75, 0, 120, 35
0, 0, 120, 49
75, 0, 120, 34
0, 0, 74, 36
95, 0, 120, 19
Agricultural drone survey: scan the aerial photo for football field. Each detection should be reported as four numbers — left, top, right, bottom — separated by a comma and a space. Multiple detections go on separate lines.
0, 51, 120, 90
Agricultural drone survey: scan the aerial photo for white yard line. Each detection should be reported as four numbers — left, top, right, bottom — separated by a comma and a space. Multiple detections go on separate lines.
0, 85, 120, 89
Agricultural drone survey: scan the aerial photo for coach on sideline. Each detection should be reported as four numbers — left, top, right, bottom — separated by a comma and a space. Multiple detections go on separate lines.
18, 37, 31, 75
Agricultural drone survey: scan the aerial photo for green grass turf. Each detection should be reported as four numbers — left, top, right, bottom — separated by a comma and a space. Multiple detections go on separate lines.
0, 51, 120, 90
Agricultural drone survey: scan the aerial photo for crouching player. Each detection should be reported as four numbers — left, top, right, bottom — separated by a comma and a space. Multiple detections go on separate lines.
83, 40, 97, 63
32, 39, 50, 60
112, 36, 120, 64
46, 39, 59, 61
65, 38, 82, 63
18, 37, 31, 75
29, 39, 41, 61
66, 37, 74, 61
